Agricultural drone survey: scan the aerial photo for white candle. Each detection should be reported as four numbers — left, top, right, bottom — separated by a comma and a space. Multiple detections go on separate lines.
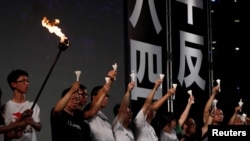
238, 99, 243, 112
112, 63, 118, 80
112, 63, 118, 71
159, 74, 165, 89
187, 90, 194, 104
241, 113, 247, 123
172, 83, 177, 89
213, 99, 218, 109
216, 79, 221, 92
238, 99, 243, 107
75, 70, 81, 81
105, 77, 110, 84
172, 83, 177, 100
130, 70, 136, 82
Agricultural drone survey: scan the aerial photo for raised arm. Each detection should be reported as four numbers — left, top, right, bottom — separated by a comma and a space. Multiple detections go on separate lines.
152, 88, 175, 111
228, 105, 241, 125
117, 82, 135, 123
203, 85, 219, 123
201, 107, 215, 137
178, 95, 194, 127
53, 81, 80, 116
141, 79, 162, 115
83, 83, 110, 119
83, 69, 117, 119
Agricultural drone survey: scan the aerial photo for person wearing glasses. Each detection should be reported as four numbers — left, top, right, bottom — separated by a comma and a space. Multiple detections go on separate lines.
50, 81, 91, 141
76, 85, 89, 110
2, 69, 41, 141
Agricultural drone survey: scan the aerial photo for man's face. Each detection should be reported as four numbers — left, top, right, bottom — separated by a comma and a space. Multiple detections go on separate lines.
13, 75, 29, 94
234, 115, 242, 125
68, 93, 80, 110
124, 108, 133, 123
77, 89, 88, 109
101, 95, 110, 108
213, 109, 224, 123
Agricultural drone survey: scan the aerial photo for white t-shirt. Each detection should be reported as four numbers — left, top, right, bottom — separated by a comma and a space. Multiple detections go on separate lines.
134, 109, 158, 141
3, 100, 40, 141
112, 116, 134, 141
88, 111, 115, 141
160, 130, 179, 141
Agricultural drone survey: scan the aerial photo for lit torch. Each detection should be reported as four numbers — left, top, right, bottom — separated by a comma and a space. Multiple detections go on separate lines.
31, 17, 70, 110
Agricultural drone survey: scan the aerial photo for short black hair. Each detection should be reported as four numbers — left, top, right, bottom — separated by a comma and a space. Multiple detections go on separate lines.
90, 85, 102, 101
158, 112, 175, 129
113, 103, 121, 116
7, 69, 28, 90
61, 88, 71, 98
61, 84, 86, 98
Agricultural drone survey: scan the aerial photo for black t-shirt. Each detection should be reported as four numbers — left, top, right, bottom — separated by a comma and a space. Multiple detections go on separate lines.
50, 108, 91, 141
0, 113, 4, 125
179, 128, 202, 141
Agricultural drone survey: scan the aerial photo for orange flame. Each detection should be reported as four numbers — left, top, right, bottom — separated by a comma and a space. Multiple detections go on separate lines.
42, 17, 67, 43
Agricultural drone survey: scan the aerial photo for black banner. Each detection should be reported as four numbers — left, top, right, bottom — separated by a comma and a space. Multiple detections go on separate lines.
124, 0, 210, 124
171, 0, 210, 126
124, 0, 167, 115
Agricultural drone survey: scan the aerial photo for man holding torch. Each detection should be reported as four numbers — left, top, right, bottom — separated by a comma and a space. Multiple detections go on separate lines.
2, 69, 41, 141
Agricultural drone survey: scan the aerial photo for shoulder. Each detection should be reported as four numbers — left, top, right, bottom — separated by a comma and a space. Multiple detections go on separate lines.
82, 103, 92, 112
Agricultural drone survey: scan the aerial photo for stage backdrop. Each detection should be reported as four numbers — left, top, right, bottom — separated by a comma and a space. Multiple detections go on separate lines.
125, 0, 210, 127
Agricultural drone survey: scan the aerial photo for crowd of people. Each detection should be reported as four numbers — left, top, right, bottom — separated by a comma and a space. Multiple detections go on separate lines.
0, 68, 249, 141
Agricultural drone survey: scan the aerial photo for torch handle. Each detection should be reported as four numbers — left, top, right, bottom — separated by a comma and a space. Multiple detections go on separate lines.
31, 49, 63, 110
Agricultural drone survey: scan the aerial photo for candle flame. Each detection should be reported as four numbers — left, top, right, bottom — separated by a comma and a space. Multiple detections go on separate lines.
42, 17, 68, 43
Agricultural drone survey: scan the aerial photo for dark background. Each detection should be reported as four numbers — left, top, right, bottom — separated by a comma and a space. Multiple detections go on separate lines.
0, 0, 245, 140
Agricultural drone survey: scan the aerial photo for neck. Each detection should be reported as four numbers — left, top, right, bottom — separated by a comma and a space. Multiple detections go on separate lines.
64, 106, 74, 115
163, 126, 172, 133
12, 91, 26, 103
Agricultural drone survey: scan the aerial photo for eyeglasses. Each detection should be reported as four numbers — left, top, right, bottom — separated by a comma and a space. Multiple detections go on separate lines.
77, 89, 88, 97
70, 96, 80, 102
78, 93, 88, 97
16, 79, 29, 84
